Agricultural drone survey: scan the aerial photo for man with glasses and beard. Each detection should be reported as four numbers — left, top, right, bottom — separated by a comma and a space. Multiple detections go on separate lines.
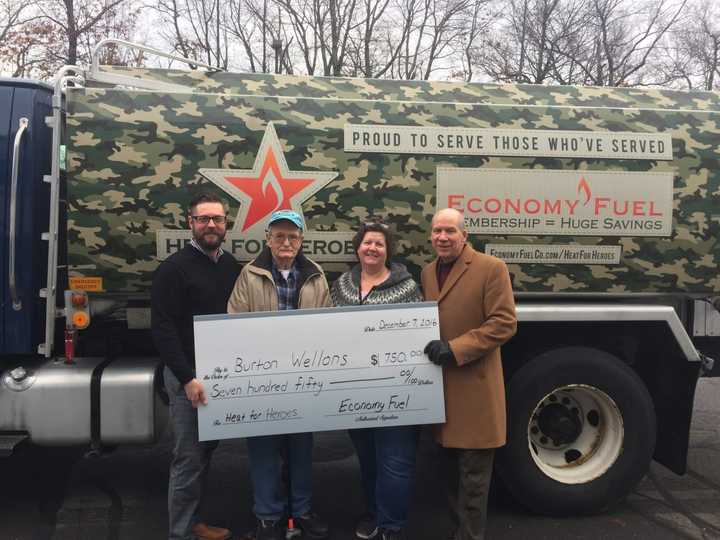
152, 192, 240, 540
227, 210, 331, 540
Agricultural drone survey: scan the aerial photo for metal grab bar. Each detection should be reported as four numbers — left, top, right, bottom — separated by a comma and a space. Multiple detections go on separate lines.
91, 38, 217, 73
87, 39, 220, 93
40, 66, 81, 357
9, 117, 29, 311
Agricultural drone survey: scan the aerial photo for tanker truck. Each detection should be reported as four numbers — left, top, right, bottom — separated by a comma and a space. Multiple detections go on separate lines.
1, 39, 718, 516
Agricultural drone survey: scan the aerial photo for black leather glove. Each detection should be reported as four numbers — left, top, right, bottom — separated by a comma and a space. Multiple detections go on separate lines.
424, 340, 456, 366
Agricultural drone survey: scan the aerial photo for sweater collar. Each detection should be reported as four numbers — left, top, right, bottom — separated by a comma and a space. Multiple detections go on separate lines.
189, 238, 224, 262
349, 262, 412, 290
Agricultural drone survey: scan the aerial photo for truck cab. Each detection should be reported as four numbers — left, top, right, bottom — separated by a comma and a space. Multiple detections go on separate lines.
0, 79, 52, 357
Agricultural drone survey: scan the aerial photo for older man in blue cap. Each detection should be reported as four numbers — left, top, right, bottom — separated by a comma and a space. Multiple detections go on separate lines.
227, 210, 331, 540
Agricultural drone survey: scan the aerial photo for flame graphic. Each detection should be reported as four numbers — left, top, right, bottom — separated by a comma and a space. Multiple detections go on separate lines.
262, 168, 284, 215
225, 147, 316, 232
577, 177, 592, 205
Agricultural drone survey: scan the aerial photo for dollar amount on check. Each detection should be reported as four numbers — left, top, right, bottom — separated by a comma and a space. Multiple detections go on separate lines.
193, 302, 445, 441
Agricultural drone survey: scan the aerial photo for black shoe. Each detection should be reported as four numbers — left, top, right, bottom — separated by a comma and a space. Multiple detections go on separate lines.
256, 519, 284, 540
355, 513, 379, 539
379, 529, 403, 540
294, 511, 329, 539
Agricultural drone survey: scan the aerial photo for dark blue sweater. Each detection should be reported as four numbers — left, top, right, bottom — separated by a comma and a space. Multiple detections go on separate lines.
151, 245, 240, 385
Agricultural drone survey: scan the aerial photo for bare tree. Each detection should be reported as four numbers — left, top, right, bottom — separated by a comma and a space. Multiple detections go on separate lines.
36, 0, 132, 66
274, 0, 359, 76
388, 0, 474, 80
153, 0, 228, 68
225, 0, 263, 72
188, 0, 228, 68
154, 0, 193, 60
0, 0, 39, 76
421, 0, 472, 79
479, 0, 589, 84
0, 19, 61, 77
573, 0, 687, 86
0, 0, 30, 43
456, 0, 493, 81
660, 0, 720, 90
1, 0, 138, 77
347, 0, 391, 76
264, 0, 316, 74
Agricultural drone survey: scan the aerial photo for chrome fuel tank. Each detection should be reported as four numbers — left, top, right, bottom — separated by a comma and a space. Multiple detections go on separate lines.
0, 357, 167, 445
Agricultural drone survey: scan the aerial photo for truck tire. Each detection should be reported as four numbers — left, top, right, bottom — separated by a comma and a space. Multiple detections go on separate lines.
497, 346, 656, 516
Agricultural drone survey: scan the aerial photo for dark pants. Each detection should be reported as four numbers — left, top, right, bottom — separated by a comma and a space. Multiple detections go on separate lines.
349, 425, 420, 531
165, 368, 219, 540
246, 432, 314, 520
443, 447, 495, 540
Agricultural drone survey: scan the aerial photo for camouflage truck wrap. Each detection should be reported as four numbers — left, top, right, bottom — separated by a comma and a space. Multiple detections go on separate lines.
4, 61, 716, 517
67, 67, 720, 296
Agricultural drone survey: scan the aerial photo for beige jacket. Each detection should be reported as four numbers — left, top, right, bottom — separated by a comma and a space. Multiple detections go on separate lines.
227, 247, 331, 313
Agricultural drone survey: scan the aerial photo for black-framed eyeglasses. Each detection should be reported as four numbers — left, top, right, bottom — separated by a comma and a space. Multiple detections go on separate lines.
191, 215, 227, 225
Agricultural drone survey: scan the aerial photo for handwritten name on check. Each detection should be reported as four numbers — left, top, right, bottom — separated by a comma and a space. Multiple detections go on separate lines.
193, 302, 445, 441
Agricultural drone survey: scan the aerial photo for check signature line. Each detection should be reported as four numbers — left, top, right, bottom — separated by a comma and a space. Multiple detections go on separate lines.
329, 377, 396, 384
325, 408, 428, 417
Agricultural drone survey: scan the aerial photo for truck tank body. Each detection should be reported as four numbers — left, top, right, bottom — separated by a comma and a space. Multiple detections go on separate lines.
88, 66, 720, 110
65, 69, 720, 297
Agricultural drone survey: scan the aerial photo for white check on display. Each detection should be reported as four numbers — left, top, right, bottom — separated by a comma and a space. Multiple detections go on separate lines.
194, 302, 445, 441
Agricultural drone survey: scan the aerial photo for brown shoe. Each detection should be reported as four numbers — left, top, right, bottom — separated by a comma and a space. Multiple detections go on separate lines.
191, 522, 232, 540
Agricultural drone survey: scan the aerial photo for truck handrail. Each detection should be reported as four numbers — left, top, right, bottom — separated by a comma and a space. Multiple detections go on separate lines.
9, 117, 29, 311
39, 66, 82, 357
89, 39, 220, 92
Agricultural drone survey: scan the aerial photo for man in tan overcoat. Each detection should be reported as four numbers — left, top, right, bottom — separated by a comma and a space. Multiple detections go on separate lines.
422, 208, 517, 540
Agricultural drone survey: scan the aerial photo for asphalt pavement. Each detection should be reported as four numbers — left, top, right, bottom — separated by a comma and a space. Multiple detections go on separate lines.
1, 379, 719, 540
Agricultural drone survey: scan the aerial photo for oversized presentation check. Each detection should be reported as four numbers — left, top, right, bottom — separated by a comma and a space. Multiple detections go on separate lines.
194, 302, 445, 441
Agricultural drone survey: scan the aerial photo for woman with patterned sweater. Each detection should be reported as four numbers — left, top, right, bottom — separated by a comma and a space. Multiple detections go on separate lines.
330, 219, 422, 540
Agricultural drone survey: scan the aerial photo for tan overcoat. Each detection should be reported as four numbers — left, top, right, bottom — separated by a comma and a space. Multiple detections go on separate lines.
422, 244, 517, 449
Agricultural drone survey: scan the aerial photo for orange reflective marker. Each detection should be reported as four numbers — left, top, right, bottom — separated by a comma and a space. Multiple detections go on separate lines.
72, 310, 90, 329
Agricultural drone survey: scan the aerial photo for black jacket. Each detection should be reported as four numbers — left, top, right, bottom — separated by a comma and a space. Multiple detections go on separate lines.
151, 245, 240, 385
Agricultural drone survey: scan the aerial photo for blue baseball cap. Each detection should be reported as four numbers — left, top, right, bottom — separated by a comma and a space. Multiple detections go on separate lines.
267, 210, 305, 231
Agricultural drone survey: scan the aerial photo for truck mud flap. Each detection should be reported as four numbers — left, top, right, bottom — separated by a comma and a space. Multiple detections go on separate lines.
700, 353, 718, 377
0, 432, 28, 457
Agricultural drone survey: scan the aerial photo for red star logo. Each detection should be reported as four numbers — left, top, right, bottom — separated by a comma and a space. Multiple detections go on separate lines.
200, 123, 338, 233
224, 149, 314, 231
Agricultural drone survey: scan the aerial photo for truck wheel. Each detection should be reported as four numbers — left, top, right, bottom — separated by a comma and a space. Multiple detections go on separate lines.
497, 347, 656, 516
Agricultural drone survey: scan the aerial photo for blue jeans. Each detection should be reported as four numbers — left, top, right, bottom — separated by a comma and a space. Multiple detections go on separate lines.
165, 368, 219, 540
349, 425, 420, 531
246, 433, 314, 520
